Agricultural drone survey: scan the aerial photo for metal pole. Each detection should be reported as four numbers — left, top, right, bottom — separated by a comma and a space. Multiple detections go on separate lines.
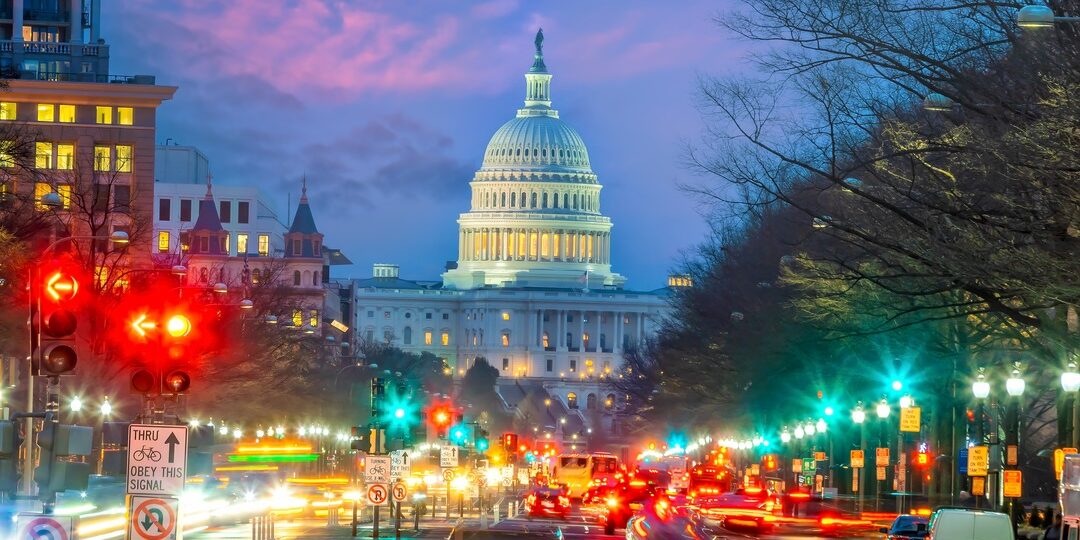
351, 500, 358, 537
458, 492, 463, 518
395, 497, 401, 540
21, 267, 36, 496
858, 424, 865, 513
374, 423, 381, 540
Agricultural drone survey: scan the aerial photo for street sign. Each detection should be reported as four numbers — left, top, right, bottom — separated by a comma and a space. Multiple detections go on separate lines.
814, 451, 826, 461
442, 468, 455, 482
967, 445, 989, 476
1003, 470, 1022, 498
876, 466, 886, 481
899, 407, 921, 433
971, 475, 986, 496
875, 447, 890, 467
128, 496, 179, 540
440, 446, 459, 467
126, 424, 188, 496
16, 514, 76, 540
390, 450, 411, 480
392, 481, 407, 502
366, 483, 389, 506
851, 468, 860, 492
750, 464, 761, 475
802, 459, 816, 473
792, 458, 802, 473
366, 456, 392, 484
851, 450, 865, 468
958, 447, 969, 475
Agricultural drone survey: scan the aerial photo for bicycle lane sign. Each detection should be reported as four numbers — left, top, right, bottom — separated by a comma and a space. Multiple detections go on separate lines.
127, 424, 188, 496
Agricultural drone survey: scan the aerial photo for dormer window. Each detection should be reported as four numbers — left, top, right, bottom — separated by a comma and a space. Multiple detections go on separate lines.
313, 239, 321, 256
292, 239, 301, 256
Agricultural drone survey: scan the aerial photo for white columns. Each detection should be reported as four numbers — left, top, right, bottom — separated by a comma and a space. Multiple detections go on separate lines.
527, 309, 537, 353
578, 311, 585, 352
557, 310, 566, 350
13, 0, 23, 41
614, 311, 623, 353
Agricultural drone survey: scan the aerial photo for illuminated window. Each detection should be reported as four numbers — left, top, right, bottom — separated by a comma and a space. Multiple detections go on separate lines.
587, 234, 594, 260
292, 309, 302, 327
157, 231, 170, 253
529, 231, 538, 259
501, 312, 510, 321
37, 104, 54, 122
223, 234, 230, 254
116, 145, 132, 173
251, 269, 260, 284
583, 332, 590, 349
442, 332, 450, 346
56, 144, 74, 170
93, 146, 111, 171
117, 107, 133, 125
501, 332, 510, 348
0, 102, 16, 120
553, 233, 560, 258
541, 232, 550, 258
95, 106, 112, 124
58, 105, 74, 123
517, 232, 525, 258
34, 182, 50, 209
0, 141, 13, 167
35, 142, 52, 169
309, 309, 318, 327
56, 184, 71, 209
257, 234, 269, 256
424, 331, 432, 345
542, 332, 550, 349
567, 392, 578, 409
236, 233, 248, 254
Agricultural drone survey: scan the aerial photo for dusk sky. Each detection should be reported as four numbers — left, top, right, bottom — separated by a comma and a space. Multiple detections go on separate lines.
105, 0, 746, 288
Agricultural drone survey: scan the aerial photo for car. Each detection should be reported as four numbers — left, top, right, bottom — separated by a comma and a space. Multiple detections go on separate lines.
524, 486, 571, 519
624, 498, 712, 540
880, 514, 930, 539
693, 487, 777, 533
926, 508, 1013, 540
600, 480, 657, 535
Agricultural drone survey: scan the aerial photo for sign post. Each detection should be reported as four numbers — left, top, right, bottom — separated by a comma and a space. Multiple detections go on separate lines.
126, 425, 188, 496
440, 446, 459, 468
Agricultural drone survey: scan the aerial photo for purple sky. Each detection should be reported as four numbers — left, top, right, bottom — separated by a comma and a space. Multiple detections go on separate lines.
106, 0, 745, 288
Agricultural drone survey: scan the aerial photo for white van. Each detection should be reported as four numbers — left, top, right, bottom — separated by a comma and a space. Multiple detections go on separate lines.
927, 508, 1014, 540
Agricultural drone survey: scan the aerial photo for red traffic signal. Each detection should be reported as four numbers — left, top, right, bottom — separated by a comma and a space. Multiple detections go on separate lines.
34, 266, 84, 377
916, 452, 930, 467
503, 432, 518, 450
164, 370, 191, 394
131, 369, 156, 394
762, 454, 778, 471
130, 368, 192, 395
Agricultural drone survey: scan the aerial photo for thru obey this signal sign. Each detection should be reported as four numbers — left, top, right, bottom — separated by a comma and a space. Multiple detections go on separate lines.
128, 496, 179, 540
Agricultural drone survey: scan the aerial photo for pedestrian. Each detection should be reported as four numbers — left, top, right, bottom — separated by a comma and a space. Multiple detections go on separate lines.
1044, 513, 1063, 540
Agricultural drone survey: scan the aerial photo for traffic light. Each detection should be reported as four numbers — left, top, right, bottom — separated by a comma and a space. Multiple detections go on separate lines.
762, 454, 778, 472
34, 416, 92, 503
125, 308, 196, 396
476, 429, 490, 453
450, 425, 468, 445
33, 266, 83, 377
916, 451, 930, 467
503, 432, 518, 451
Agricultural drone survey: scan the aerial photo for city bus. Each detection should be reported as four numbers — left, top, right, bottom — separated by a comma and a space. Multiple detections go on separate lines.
552, 452, 621, 497
688, 463, 734, 499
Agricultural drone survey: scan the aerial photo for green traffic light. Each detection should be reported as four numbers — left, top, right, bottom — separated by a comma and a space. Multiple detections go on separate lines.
477, 439, 489, 451
394, 408, 405, 419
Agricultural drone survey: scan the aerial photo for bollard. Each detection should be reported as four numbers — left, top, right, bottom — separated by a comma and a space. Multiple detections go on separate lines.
453, 518, 464, 540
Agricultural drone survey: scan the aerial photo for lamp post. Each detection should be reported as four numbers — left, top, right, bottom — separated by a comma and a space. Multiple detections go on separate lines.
1017, 4, 1080, 28
876, 398, 890, 511
971, 368, 991, 508
852, 403, 866, 512
1004, 364, 1024, 520
1061, 362, 1080, 448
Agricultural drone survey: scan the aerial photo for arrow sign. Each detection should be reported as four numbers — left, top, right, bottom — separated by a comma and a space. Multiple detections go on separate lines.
164, 433, 180, 463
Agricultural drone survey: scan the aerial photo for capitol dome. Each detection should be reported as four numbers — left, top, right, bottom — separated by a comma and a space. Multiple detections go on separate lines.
443, 29, 625, 291
481, 115, 592, 172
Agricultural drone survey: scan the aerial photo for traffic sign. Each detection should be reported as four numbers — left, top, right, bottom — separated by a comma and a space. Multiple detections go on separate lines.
128, 496, 179, 540
367, 483, 389, 506
442, 468, 455, 482
366, 455, 392, 484
392, 481, 407, 502
899, 407, 921, 433
440, 446, 459, 467
1055, 448, 1078, 480
850, 450, 865, 468
876, 466, 886, 481
967, 445, 989, 476
875, 447, 890, 467
813, 451, 826, 461
1003, 470, 1022, 498
792, 458, 802, 474
802, 459, 816, 473
127, 424, 188, 496
390, 450, 411, 480
16, 514, 75, 540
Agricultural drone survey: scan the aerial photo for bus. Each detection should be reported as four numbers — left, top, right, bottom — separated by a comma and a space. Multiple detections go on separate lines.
688, 463, 734, 499
552, 452, 621, 497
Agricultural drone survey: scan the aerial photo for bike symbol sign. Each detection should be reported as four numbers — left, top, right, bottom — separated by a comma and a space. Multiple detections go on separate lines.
126, 424, 188, 496
128, 496, 178, 540
15, 514, 75, 540
367, 483, 389, 507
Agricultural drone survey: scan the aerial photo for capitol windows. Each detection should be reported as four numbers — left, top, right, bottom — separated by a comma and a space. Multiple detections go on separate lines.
587, 394, 597, 410
517, 231, 526, 258
529, 231, 538, 259
587, 234, 594, 261
530, 192, 537, 208
569, 359, 577, 372
563, 194, 569, 208
572, 193, 578, 209
424, 331, 433, 345
442, 331, 450, 346
502, 358, 509, 371
553, 233, 560, 258
546, 358, 554, 372
501, 332, 510, 348
510, 192, 516, 207
293, 271, 301, 286
583, 332, 591, 350
501, 192, 506, 207
541, 193, 548, 208
403, 327, 412, 345
567, 392, 578, 410
540, 233, 550, 258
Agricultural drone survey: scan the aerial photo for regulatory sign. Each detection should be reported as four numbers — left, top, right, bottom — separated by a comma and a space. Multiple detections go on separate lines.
127, 424, 188, 496
440, 446, 459, 467
367, 483, 389, 506
900, 407, 921, 433
1003, 470, 1022, 498
366, 455, 392, 484
442, 468, 455, 482
392, 481, 407, 502
850, 450, 865, 468
128, 496, 179, 540
16, 514, 75, 540
390, 450, 411, 480
814, 451, 826, 461
876, 466, 887, 481
875, 447, 890, 467
802, 459, 816, 473
967, 445, 989, 476
792, 458, 802, 474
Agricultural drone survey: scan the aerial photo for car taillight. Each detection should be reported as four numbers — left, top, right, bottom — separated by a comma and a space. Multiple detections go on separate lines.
526, 495, 536, 506
632, 518, 649, 538
606, 497, 619, 509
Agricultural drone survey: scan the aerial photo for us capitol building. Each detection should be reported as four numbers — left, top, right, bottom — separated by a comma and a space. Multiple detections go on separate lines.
347, 31, 673, 437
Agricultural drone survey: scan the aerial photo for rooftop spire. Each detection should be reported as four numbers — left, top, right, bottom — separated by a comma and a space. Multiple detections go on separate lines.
530, 28, 547, 73
204, 172, 214, 199
300, 174, 308, 203
521, 29, 555, 116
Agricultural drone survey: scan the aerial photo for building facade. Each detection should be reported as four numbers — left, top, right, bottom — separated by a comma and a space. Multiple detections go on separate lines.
351, 32, 670, 437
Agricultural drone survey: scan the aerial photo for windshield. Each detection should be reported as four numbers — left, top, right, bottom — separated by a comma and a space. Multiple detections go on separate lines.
593, 457, 618, 473
892, 516, 928, 533
560, 457, 588, 468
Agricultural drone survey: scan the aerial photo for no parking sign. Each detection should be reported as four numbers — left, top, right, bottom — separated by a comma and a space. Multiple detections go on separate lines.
15, 514, 75, 540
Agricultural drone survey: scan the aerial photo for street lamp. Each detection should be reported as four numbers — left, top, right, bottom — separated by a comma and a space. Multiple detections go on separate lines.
780, 427, 791, 444
852, 404, 866, 424
804, 420, 816, 436
1062, 362, 1080, 392
972, 370, 991, 399
70, 396, 83, 412
213, 282, 228, 294
1016, 4, 1080, 28
876, 399, 891, 419
1005, 367, 1026, 397
899, 395, 914, 409
816, 418, 827, 433
794, 425, 805, 439
100, 397, 112, 416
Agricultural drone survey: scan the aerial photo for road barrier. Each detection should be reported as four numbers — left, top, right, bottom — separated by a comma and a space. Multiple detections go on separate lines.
251, 513, 275, 540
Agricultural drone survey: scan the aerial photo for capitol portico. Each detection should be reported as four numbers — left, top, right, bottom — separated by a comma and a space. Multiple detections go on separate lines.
349, 31, 671, 437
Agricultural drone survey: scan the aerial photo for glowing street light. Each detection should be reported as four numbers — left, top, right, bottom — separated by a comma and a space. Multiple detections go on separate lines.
852, 403, 866, 424
816, 418, 827, 433
1063, 362, 1080, 393
794, 426, 805, 439
972, 369, 991, 399
899, 395, 914, 409
70, 396, 83, 412
780, 427, 791, 443
876, 399, 890, 419
891, 380, 903, 392
1006, 366, 1026, 397
804, 421, 816, 436
100, 397, 113, 416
